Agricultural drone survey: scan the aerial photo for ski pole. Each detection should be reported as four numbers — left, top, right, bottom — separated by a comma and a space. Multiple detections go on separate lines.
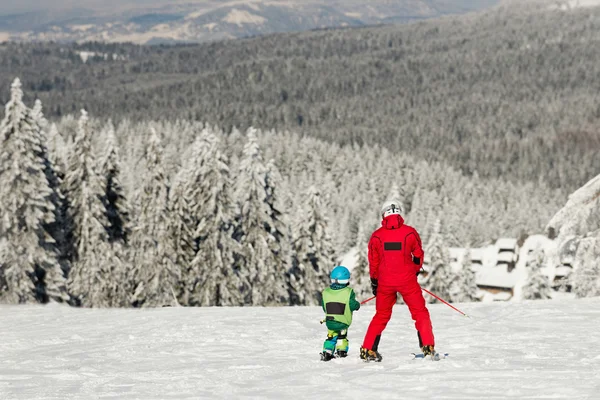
421, 288, 470, 318
360, 295, 376, 305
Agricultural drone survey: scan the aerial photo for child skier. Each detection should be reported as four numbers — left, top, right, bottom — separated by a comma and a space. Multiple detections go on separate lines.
320, 266, 361, 361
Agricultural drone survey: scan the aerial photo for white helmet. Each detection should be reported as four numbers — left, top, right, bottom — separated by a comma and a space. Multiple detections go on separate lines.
381, 199, 404, 218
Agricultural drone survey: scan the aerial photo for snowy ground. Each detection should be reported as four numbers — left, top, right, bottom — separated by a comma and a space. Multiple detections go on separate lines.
1, 299, 599, 399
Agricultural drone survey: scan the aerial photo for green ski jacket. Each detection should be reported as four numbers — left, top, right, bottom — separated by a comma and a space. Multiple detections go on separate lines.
321, 285, 360, 331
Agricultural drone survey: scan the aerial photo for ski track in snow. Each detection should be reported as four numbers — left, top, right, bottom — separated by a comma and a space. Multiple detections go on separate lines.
1, 299, 599, 399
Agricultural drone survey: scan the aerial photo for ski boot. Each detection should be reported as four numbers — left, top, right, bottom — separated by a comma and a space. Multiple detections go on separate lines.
336, 350, 348, 358
421, 345, 435, 356
359, 347, 382, 362
421, 345, 439, 360
320, 351, 334, 362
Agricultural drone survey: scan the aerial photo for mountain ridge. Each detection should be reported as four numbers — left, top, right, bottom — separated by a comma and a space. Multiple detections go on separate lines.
0, 0, 499, 44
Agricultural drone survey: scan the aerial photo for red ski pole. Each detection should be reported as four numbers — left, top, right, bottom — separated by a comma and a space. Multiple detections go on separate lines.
421, 288, 470, 318
360, 295, 376, 305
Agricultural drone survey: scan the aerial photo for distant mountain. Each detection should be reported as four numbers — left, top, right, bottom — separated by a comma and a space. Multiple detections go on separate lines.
0, 0, 500, 44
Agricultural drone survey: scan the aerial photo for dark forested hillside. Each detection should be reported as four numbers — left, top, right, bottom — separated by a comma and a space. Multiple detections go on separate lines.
1, 3, 600, 192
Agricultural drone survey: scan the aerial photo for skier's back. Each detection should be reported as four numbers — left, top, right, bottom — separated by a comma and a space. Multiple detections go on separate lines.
360, 200, 435, 362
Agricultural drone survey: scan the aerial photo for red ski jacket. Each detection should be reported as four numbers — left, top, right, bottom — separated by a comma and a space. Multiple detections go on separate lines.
368, 214, 424, 286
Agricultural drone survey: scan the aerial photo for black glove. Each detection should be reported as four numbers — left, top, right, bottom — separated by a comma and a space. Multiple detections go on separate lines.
371, 278, 378, 296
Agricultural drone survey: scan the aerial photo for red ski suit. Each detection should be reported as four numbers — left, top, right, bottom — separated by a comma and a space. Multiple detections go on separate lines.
362, 214, 435, 351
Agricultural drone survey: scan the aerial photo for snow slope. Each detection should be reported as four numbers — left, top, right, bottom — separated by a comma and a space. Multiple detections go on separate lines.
1, 300, 599, 399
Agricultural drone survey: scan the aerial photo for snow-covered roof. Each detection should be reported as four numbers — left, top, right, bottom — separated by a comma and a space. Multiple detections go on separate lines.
479, 290, 513, 302
470, 248, 485, 262
476, 265, 519, 289
554, 266, 573, 277
496, 238, 518, 251
497, 251, 516, 263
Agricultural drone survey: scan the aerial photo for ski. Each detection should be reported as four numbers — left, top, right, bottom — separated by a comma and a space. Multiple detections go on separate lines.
411, 352, 448, 361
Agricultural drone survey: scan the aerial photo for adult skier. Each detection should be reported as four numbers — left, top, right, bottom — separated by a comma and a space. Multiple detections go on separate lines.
360, 199, 435, 362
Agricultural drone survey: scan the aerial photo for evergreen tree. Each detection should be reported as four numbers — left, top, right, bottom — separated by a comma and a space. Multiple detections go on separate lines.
130, 129, 180, 307
47, 123, 67, 178
265, 159, 293, 298
571, 237, 600, 298
352, 225, 372, 301
173, 128, 220, 304
167, 172, 196, 304
99, 122, 131, 245
64, 110, 126, 307
236, 128, 290, 305
290, 185, 335, 305
31, 99, 72, 281
32, 105, 71, 275
452, 247, 480, 302
187, 130, 243, 306
522, 247, 552, 300
386, 182, 405, 213
0, 79, 67, 304
423, 219, 455, 304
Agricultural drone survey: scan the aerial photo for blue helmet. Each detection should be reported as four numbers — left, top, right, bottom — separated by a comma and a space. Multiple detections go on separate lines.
330, 266, 351, 285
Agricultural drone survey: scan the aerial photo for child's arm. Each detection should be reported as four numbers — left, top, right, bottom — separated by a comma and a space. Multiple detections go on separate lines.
349, 289, 361, 311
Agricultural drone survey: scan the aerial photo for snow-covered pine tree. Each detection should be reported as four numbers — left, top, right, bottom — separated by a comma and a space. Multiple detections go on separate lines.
386, 182, 405, 213
32, 104, 72, 275
522, 247, 552, 300
64, 110, 126, 307
167, 172, 196, 304
571, 237, 600, 298
47, 123, 67, 178
265, 159, 293, 298
184, 130, 243, 306
408, 187, 440, 244
452, 247, 480, 302
423, 219, 455, 304
130, 129, 180, 307
30, 99, 72, 285
236, 128, 290, 306
172, 129, 219, 305
351, 225, 372, 301
0, 79, 67, 304
99, 122, 131, 245
290, 185, 335, 305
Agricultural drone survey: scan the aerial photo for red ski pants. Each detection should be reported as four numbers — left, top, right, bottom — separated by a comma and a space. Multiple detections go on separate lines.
362, 283, 434, 351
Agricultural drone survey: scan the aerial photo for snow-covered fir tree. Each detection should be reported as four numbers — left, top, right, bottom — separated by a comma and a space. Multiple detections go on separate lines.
31, 100, 70, 274
351, 225, 372, 301
423, 219, 455, 304
0, 79, 67, 304
167, 172, 196, 301
64, 110, 126, 307
522, 247, 552, 300
236, 129, 290, 306
185, 130, 243, 306
451, 247, 481, 302
172, 129, 222, 305
290, 185, 335, 305
571, 237, 600, 298
265, 159, 293, 296
386, 183, 405, 214
130, 129, 180, 307
99, 122, 131, 245
46, 123, 67, 177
